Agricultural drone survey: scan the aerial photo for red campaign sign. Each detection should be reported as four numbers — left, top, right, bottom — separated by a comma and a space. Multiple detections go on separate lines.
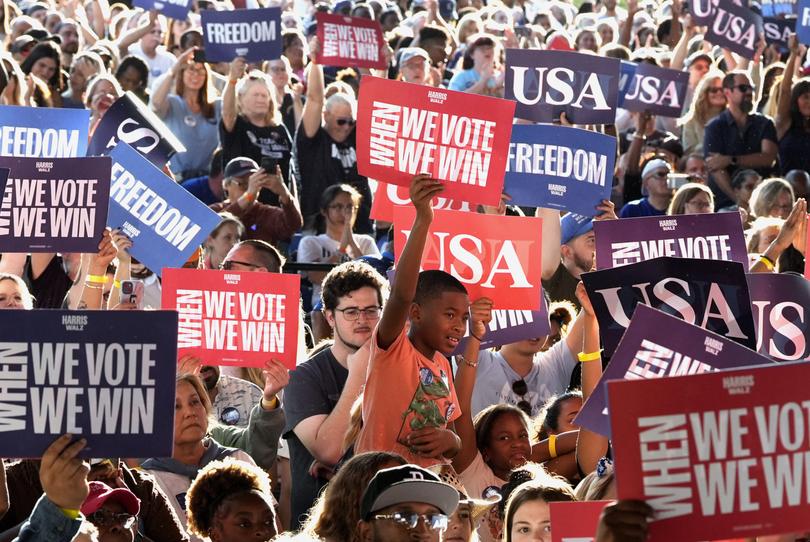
315, 12, 386, 70
161, 268, 300, 369
550, 501, 608, 542
369, 180, 473, 222
357, 77, 515, 207
393, 207, 542, 310
610, 361, 810, 541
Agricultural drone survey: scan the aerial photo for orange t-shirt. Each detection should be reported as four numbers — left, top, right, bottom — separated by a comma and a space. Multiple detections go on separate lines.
356, 326, 461, 468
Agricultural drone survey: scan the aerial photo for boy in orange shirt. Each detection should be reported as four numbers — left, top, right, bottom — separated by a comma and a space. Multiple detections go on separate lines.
356, 174, 491, 468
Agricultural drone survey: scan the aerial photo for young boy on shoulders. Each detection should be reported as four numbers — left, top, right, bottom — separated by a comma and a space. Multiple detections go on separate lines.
355, 174, 474, 467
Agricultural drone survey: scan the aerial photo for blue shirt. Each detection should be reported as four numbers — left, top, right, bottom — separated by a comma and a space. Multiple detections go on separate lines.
619, 197, 666, 218
161, 95, 222, 179
14, 496, 82, 542
448, 69, 499, 92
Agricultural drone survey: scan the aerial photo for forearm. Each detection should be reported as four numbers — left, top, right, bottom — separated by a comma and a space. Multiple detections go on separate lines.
530, 430, 578, 462
150, 71, 174, 117
625, 135, 644, 175
537, 207, 561, 281
0, 253, 26, 276
738, 151, 775, 169
65, 256, 90, 310
77, 260, 108, 310
108, 259, 130, 308
619, 11, 635, 47
222, 81, 238, 132
309, 373, 365, 464
392, 215, 430, 303
710, 170, 735, 199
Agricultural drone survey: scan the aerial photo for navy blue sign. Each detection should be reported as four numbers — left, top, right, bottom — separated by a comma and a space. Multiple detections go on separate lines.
133, 0, 192, 22
0, 156, 111, 252
504, 124, 614, 216
798, 0, 810, 44
619, 62, 689, 118
87, 92, 185, 169
0, 310, 178, 458
582, 257, 757, 357
107, 143, 220, 276
617, 61, 638, 107
201, 8, 282, 62
764, 16, 796, 47
505, 49, 621, 124
705, 0, 764, 59
0, 105, 89, 158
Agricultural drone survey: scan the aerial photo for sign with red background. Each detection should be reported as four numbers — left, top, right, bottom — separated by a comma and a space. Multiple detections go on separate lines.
316, 12, 386, 69
370, 180, 473, 222
550, 501, 608, 542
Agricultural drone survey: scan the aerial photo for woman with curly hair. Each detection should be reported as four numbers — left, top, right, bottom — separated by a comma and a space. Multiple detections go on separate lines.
679, 69, 726, 155
186, 459, 278, 542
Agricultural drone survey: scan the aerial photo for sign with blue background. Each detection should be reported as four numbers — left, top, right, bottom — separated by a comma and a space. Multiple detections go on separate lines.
201, 8, 282, 62
0, 105, 88, 158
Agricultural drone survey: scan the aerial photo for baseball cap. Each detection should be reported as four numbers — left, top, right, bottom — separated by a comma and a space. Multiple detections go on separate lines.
10, 35, 36, 55
641, 158, 671, 180
81, 481, 141, 516
398, 47, 430, 67
224, 157, 259, 179
560, 213, 594, 244
360, 465, 460, 520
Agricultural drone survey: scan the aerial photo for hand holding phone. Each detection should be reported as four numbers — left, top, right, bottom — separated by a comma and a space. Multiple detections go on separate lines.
120, 280, 144, 310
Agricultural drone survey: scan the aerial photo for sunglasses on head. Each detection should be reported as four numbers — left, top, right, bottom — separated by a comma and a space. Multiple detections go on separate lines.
336, 117, 356, 127
512, 379, 532, 416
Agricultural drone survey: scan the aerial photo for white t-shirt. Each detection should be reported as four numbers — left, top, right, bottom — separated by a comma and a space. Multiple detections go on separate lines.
128, 42, 177, 88
459, 452, 506, 542
296, 233, 380, 306
470, 338, 576, 418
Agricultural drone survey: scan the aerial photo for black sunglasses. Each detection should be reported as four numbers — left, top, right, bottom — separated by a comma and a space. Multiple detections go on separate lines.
336, 117, 356, 127
731, 83, 755, 93
512, 380, 532, 416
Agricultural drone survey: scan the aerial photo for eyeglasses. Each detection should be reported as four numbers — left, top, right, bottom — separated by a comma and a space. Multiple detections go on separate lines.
268, 66, 287, 73
652, 170, 669, 179
511, 379, 532, 416
88, 510, 137, 529
731, 83, 755, 93
221, 260, 266, 271
373, 512, 449, 532
328, 203, 358, 212
336, 117, 356, 127
335, 306, 382, 321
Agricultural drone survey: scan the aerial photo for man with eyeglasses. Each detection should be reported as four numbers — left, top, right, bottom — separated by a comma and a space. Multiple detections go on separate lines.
358, 464, 459, 542
283, 260, 387, 529
220, 239, 285, 273
296, 35, 373, 235
704, 70, 778, 209
80, 482, 140, 542
619, 158, 674, 218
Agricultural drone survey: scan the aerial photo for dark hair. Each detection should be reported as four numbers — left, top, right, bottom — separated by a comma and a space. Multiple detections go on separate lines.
179, 28, 202, 51
498, 464, 575, 520
316, 183, 362, 233
282, 28, 305, 51
789, 77, 810, 131
209, 148, 224, 178
731, 168, 759, 190
413, 270, 467, 305
504, 477, 575, 542
321, 260, 387, 312
115, 55, 149, 88
474, 404, 531, 453
418, 24, 451, 45
722, 70, 748, 89
536, 391, 583, 440
21, 41, 63, 91
233, 239, 285, 272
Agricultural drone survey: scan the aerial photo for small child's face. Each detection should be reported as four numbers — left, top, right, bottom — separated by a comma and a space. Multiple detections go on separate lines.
416, 291, 470, 354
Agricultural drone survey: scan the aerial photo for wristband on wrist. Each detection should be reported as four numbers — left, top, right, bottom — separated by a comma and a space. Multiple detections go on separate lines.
243, 192, 256, 203
758, 254, 775, 271
229, 78, 239, 86
470, 331, 483, 342
578, 349, 603, 362
262, 396, 279, 410
548, 434, 558, 459
114, 280, 122, 289
86, 274, 109, 284
83, 283, 103, 290
458, 355, 478, 368
59, 508, 81, 519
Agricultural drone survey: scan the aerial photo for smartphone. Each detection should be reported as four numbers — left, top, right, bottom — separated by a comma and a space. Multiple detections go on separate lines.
514, 26, 532, 39
667, 173, 691, 190
260, 156, 279, 173
192, 49, 206, 63
121, 279, 144, 309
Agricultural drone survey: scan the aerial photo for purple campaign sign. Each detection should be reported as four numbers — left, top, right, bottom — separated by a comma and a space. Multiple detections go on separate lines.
0, 156, 111, 252
705, 0, 764, 59
133, 0, 191, 21
574, 304, 773, 437
764, 16, 796, 47
619, 62, 689, 118
0, 310, 178, 458
201, 8, 282, 63
593, 212, 748, 270
748, 272, 810, 362
581, 257, 757, 357
505, 49, 620, 125
504, 124, 614, 216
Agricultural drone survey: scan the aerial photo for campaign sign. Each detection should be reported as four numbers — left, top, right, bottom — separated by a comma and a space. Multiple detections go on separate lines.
133, 0, 191, 21
393, 207, 543, 310
619, 62, 689, 118
581, 257, 757, 356
358, 77, 515, 206
593, 213, 748, 270
575, 304, 774, 437
690, 0, 719, 25
505, 49, 621, 125
761, 0, 797, 16
799, 0, 810, 44
705, 0, 763, 59
748, 272, 810, 362
0, 105, 89, 158
201, 8, 282, 63
609, 360, 810, 541
161, 268, 301, 369
549, 501, 609, 542
0, 310, 177, 458
806, 216, 810, 279
764, 16, 796, 47
87, 92, 185, 169
369, 180, 472, 223
316, 12, 386, 69
107, 144, 220, 276
617, 61, 638, 107
0, 156, 111, 252
504, 124, 614, 216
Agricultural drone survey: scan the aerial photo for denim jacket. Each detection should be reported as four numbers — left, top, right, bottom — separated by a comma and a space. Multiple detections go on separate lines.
13, 495, 82, 542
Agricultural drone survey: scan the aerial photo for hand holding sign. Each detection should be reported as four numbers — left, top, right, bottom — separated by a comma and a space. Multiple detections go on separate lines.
411, 174, 445, 221
469, 297, 494, 341
262, 358, 290, 403
40, 434, 90, 511
594, 500, 653, 542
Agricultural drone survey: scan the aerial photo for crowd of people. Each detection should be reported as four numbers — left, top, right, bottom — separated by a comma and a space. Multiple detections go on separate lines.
0, 0, 809, 539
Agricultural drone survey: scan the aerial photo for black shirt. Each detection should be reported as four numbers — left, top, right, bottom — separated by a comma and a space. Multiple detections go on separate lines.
25, 255, 73, 309
282, 347, 348, 529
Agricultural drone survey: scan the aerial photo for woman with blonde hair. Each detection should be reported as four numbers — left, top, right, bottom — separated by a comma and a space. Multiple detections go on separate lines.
0, 272, 34, 309
679, 69, 726, 154
221, 58, 295, 204
750, 177, 795, 219
667, 182, 715, 215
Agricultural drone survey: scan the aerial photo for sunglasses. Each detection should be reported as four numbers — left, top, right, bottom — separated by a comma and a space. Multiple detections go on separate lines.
731, 83, 755, 93
88, 510, 136, 529
336, 117, 356, 127
220, 259, 266, 271
512, 379, 532, 416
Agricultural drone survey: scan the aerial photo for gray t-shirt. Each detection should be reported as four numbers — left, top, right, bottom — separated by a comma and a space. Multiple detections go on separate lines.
470, 339, 576, 418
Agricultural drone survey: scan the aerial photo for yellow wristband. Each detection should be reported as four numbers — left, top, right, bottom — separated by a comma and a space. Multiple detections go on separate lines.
262, 396, 279, 410
86, 274, 109, 284
548, 434, 558, 459
578, 349, 603, 362
758, 255, 774, 271
114, 280, 121, 289
60, 508, 81, 519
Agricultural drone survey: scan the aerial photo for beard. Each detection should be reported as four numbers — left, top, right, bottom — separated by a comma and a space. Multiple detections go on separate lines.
740, 98, 753, 113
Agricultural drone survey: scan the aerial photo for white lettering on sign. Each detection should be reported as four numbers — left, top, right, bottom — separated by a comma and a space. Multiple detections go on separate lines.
638, 414, 693, 519
609, 235, 732, 267
507, 142, 608, 186
205, 20, 277, 44
0, 126, 80, 158
623, 75, 682, 108
509, 66, 610, 110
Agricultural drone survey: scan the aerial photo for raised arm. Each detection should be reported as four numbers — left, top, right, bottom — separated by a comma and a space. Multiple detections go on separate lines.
301, 36, 325, 139
776, 34, 802, 140
115, 10, 156, 58
222, 57, 246, 133
537, 207, 561, 281
77, 230, 117, 310
376, 175, 444, 349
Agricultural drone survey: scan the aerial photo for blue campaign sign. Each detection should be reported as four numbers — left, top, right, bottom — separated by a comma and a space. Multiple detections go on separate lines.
0, 105, 89, 158
133, 0, 192, 21
0, 310, 178, 458
617, 61, 638, 107
201, 8, 282, 62
798, 0, 810, 44
107, 143, 220, 276
505, 124, 615, 216
619, 62, 689, 118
